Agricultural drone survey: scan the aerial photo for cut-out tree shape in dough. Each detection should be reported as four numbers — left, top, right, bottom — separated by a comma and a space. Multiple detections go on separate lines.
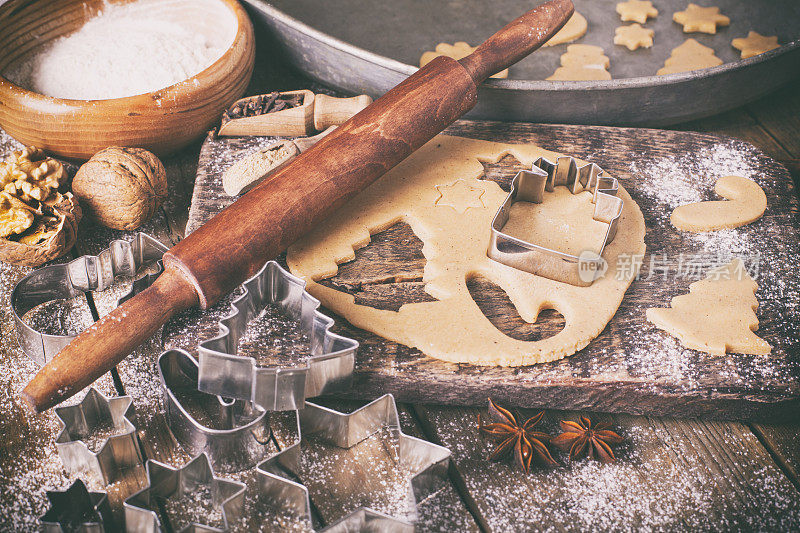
646, 258, 771, 356
671, 175, 766, 232
287, 135, 646, 367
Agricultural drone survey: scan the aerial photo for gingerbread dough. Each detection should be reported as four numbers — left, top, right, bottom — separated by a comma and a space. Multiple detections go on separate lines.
673, 4, 729, 34
548, 45, 611, 81
614, 24, 655, 51
286, 135, 646, 367
420, 42, 508, 78
647, 258, 771, 356
671, 175, 766, 232
657, 39, 722, 75
616, 0, 658, 24
543, 12, 588, 47
732, 32, 780, 59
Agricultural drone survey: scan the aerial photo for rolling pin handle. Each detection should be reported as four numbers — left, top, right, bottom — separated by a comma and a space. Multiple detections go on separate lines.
313, 94, 373, 131
458, 0, 574, 84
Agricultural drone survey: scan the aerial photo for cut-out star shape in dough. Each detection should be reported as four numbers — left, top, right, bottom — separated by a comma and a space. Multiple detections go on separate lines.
732, 31, 780, 59
673, 4, 730, 34
435, 179, 485, 213
616, 0, 658, 24
670, 175, 766, 232
614, 23, 655, 51
647, 258, 771, 356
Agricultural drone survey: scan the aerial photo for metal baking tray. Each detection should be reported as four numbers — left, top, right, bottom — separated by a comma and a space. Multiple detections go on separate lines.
243, 0, 800, 126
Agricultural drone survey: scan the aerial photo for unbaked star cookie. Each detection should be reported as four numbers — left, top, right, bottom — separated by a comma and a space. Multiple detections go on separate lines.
657, 38, 722, 75
731, 31, 780, 59
614, 23, 655, 51
420, 42, 508, 78
673, 4, 730, 34
616, 0, 658, 24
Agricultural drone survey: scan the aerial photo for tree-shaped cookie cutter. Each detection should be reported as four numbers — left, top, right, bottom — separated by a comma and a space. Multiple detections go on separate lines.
197, 260, 358, 412
11, 233, 168, 365
488, 156, 624, 287
158, 348, 293, 473
39, 479, 116, 533
255, 394, 450, 531
54, 387, 143, 485
124, 452, 246, 532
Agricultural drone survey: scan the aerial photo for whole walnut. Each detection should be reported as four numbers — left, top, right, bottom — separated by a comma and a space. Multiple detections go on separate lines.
73, 147, 167, 230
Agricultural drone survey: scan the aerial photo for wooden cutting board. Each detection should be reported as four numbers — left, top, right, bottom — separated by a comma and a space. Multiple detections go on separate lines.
189, 121, 800, 420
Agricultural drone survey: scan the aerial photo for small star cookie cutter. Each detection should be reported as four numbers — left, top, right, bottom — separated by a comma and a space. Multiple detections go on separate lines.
197, 260, 358, 412
124, 452, 246, 533
488, 156, 623, 287
54, 387, 143, 485
158, 348, 294, 473
11, 233, 168, 365
39, 479, 115, 533
256, 393, 450, 531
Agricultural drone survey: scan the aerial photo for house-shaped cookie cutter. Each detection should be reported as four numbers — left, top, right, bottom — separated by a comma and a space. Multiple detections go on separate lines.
197, 260, 358, 412
11, 233, 168, 365
488, 156, 624, 286
54, 387, 143, 485
255, 394, 450, 531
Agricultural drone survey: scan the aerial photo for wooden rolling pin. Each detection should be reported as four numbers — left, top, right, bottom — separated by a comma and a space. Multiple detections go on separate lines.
22, 0, 574, 412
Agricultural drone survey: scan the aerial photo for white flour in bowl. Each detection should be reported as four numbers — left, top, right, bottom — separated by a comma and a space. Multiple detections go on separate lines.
3, 0, 237, 100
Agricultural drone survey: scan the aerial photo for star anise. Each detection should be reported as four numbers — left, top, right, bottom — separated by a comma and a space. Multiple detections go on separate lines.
478, 398, 557, 473
551, 416, 623, 463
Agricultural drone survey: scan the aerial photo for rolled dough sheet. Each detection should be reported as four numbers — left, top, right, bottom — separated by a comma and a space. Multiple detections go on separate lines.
287, 135, 646, 367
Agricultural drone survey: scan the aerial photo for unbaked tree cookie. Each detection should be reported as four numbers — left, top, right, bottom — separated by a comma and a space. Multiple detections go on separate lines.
672, 4, 730, 34
732, 32, 780, 59
543, 12, 588, 47
614, 24, 655, 51
547, 45, 611, 81
646, 258, 770, 356
616, 0, 658, 24
671, 175, 766, 232
657, 38, 722, 75
420, 42, 508, 78
287, 135, 647, 367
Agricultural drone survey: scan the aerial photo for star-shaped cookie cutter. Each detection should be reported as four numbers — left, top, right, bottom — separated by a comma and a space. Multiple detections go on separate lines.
124, 452, 246, 533
39, 479, 115, 533
159, 348, 295, 473
54, 387, 143, 485
256, 394, 450, 531
197, 260, 358, 412
488, 156, 624, 287
11, 233, 168, 365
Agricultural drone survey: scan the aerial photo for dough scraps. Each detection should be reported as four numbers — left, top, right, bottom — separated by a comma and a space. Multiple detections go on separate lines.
732, 31, 780, 59
420, 42, 508, 78
672, 4, 730, 34
616, 0, 658, 24
543, 12, 588, 47
671, 175, 766, 232
646, 258, 771, 356
614, 24, 655, 51
657, 38, 722, 75
287, 135, 647, 367
548, 45, 611, 81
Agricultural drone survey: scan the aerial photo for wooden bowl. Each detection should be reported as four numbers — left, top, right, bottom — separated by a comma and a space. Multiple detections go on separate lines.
0, 0, 255, 159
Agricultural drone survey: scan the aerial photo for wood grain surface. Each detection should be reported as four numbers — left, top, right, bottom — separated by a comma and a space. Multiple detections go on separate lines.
190, 121, 800, 421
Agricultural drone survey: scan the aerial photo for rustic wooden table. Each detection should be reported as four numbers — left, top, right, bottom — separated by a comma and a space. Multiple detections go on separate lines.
1, 52, 799, 530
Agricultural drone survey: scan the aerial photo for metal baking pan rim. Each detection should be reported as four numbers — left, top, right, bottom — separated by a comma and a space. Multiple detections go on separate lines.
250, 1, 799, 91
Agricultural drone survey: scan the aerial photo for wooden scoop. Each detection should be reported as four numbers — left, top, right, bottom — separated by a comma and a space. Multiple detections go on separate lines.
218, 90, 372, 137
22, 0, 575, 412
222, 127, 335, 196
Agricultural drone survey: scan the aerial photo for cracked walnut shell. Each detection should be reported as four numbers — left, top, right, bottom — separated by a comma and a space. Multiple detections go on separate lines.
73, 147, 167, 230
